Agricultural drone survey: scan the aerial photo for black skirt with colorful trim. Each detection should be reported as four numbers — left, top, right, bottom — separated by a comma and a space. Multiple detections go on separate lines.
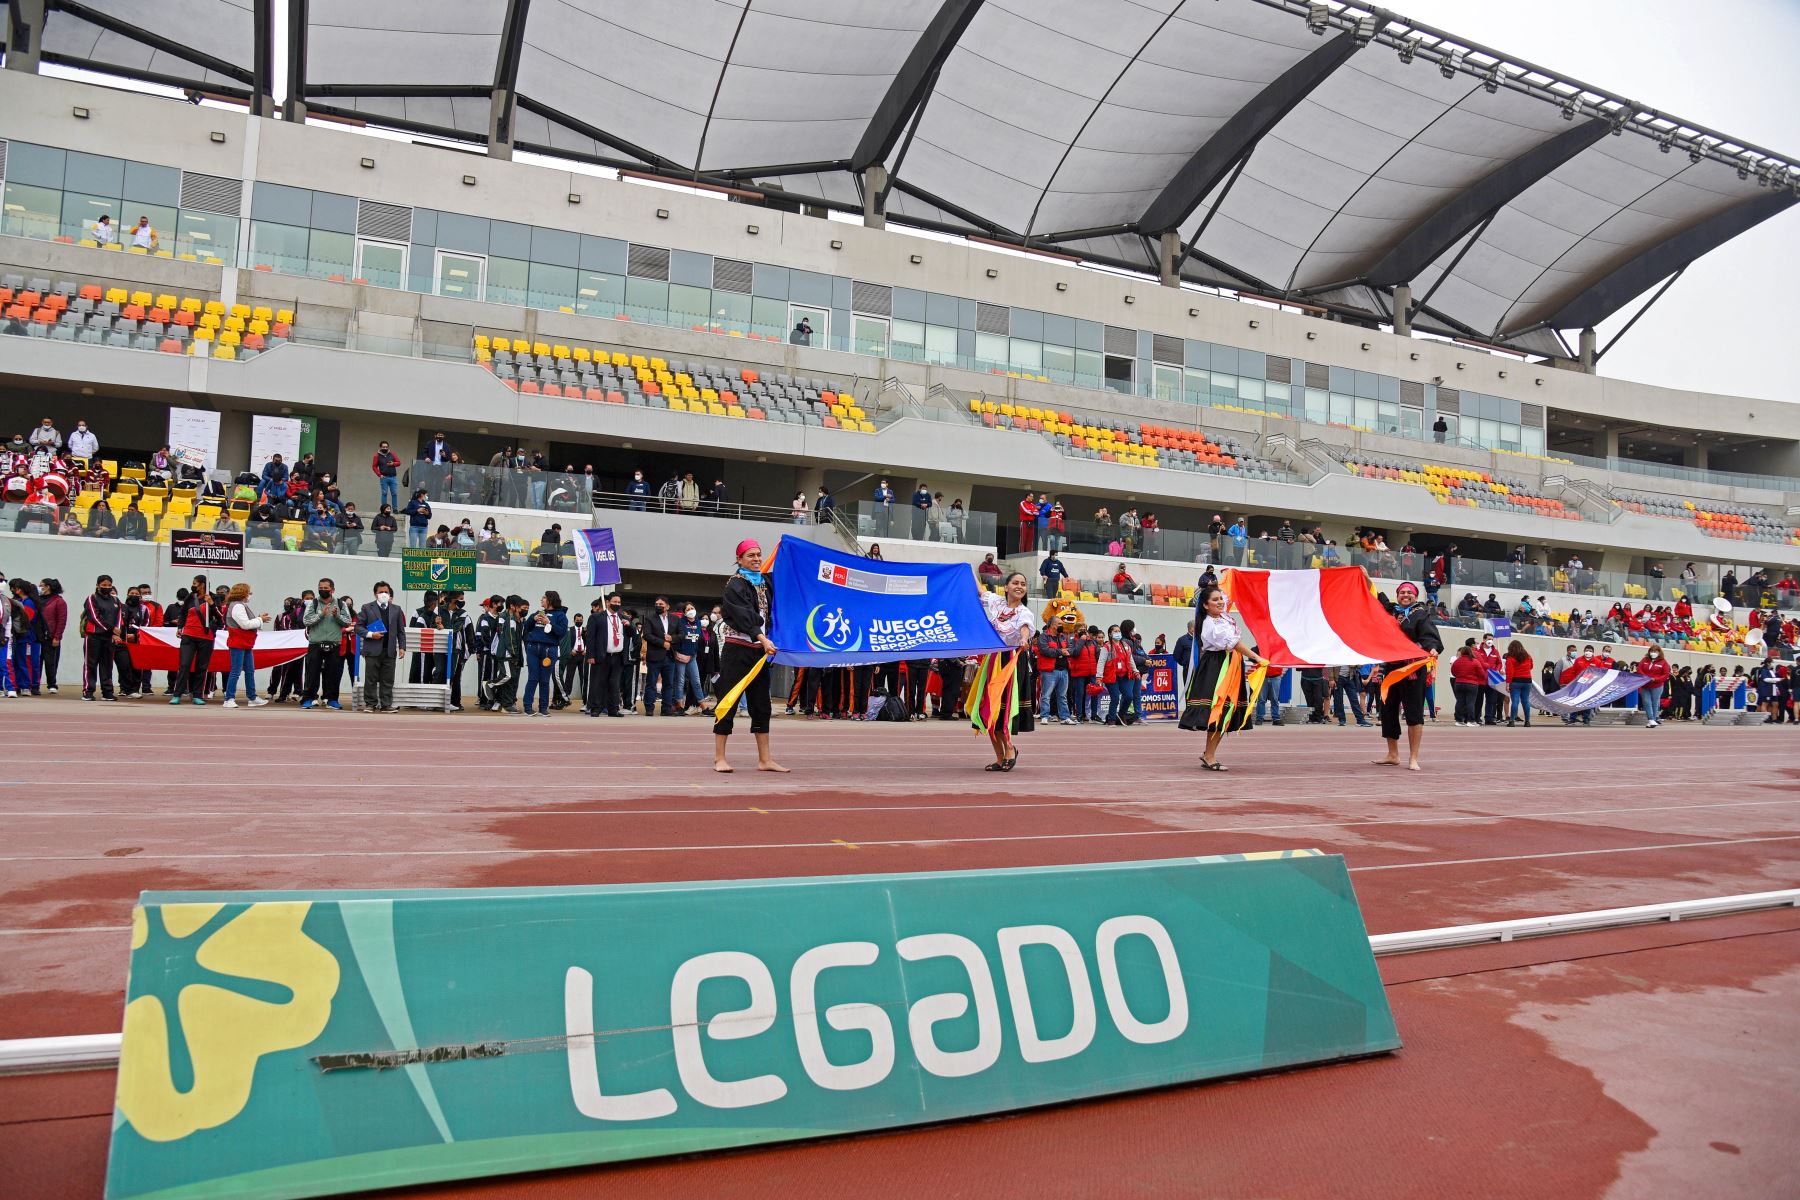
1178, 647, 1252, 733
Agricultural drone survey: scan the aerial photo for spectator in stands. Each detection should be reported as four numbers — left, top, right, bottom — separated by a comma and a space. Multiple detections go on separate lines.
258, 453, 288, 503
1035, 494, 1052, 551
370, 441, 401, 510
814, 485, 835, 524
1645, 561, 1666, 600
1112, 563, 1141, 598
948, 498, 967, 543
1276, 519, 1298, 570
1039, 550, 1069, 597
66, 421, 97, 461
928, 491, 947, 541
866, 544, 884, 561
1321, 540, 1340, 567
88, 213, 115, 244
425, 524, 452, 551
978, 552, 1003, 591
1119, 507, 1141, 557
789, 317, 813, 347
402, 489, 432, 549
129, 215, 158, 251
28, 419, 61, 453
1227, 516, 1248, 566
1482, 594, 1503, 617
1017, 492, 1039, 553
116, 503, 149, 542
1094, 506, 1113, 539
790, 490, 809, 525
357, 584, 404, 713
680, 472, 700, 514
1045, 499, 1066, 553
909, 481, 931, 539
1432, 415, 1448, 443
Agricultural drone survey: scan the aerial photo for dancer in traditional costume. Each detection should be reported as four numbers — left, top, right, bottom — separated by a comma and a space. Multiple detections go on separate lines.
971, 571, 1035, 771
1373, 580, 1442, 772
1178, 583, 1271, 770
713, 539, 789, 774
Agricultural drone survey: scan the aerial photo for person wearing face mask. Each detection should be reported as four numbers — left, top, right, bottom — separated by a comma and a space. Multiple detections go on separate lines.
1476, 633, 1504, 726
80, 575, 123, 701
356, 583, 406, 713
302, 578, 354, 711
221, 583, 271, 709
522, 590, 568, 717
642, 597, 676, 716
583, 593, 627, 717
1637, 645, 1670, 728
371, 504, 398, 558
969, 571, 1036, 771
713, 541, 788, 773
626, 470, 649, 511
66, 420, 98, 461
673, 602, 704, 714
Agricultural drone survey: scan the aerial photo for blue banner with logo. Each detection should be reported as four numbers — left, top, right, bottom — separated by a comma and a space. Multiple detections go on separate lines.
768, 535, 1004, 666
1529, 667, 1648, 716
573, 527, 620, 587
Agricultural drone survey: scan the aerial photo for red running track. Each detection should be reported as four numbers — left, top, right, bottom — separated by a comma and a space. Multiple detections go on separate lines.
1, 699, 1795, 1198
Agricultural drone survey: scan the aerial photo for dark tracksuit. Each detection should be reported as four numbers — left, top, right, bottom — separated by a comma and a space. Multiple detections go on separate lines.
81, 592, 122, 698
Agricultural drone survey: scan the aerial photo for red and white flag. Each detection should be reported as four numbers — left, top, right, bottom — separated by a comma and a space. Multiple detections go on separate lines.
127, 627, 310, 673
1224, 567, 1428, 667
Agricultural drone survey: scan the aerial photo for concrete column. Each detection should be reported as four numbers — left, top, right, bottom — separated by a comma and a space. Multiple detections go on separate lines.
1683, 443, 1710, 470
1602, 428, 1620, 459
339, 418, 423, 512
1578, 327, 1597, 372
861, 166, 887, 230
1157, 231, 1180, 288
1392, 284, 1412, 337
4, 0, 44, 73
487, 91, 515, 161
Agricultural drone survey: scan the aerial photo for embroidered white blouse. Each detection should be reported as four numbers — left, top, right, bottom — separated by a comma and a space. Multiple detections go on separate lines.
982, 590, 1038, 649
1200, 615, 1239, 652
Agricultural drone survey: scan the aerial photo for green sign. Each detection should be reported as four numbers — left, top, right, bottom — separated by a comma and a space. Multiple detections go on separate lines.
399, 548, 476, 592
105, 852, 1398, 1200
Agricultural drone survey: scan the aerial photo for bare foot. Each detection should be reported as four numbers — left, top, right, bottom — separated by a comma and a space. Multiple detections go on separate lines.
1370, 757, 1399, 766
1406, 761, 1422, 771
713, 760, 734, 773
757, 760, 791, 773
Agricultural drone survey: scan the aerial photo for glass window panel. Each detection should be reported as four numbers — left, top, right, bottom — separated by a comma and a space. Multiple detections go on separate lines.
1185, 367, 1209, 404
176, 211, 236, 263
1498, 423, 1521, 451
622, 275, 667, 320
789, 270, 832, 306
974, 332, 1007, 369
579, 234, 625, 272
410, 209, 439, 245
709, 289, 751, 329
1522, 426, 1544, 456
309, 229, 354, 279
1213, 346, 1240, 376
408, 243, 434, 292
924, 323, 957, 365
925, 292, 958, 326
1304, 387, 1328, 423
61, 191, 121, 240
1210, 373, 1238, 404
529, 262, 579, 310
488, 220, 531, 259
309, 190, 356, 233
1329, 392, 1353, 424
891, 287, 925, 322
752, 263, 789, 299
532, 226, 581, 268
487, 256, 530, 306
1184, 338, 1210, 368
833, 275, 853, 309
751, 295, 787, 338
1439, 413, 1459, 440
1, 181, 61, 240
1378, 374, 1400, 403
1042, 312, 1074, 345
120, 202, 177, 249
1260, 382, 1290, 415
1010, 339, 1043, 373
6, 142, 66, 187
1010, 308, 1044, 340
1400, 406, 1423, 438
436, 212, 489, 254
123, 161, 180, 207
356, 240, 407, 290
853, 315, 889, 356
1103, 356, 1133, 395
252, 182, 311, 225
63, 151, 124, 198
1074, 348, 1103, 387
1239, 376, 1265, 406
1152, 364, 1181, 403
1354, 397, 1378, 426
667, 282, 710, 324
1042, 343, 1074, 380
891, 317, 925, 356
1354, 370, 1379, 398
433, 251, 484, 300
665, 247, 709, 286
1238, 350, 1266, 380
249, 219, 310, 274
958, 297, 977, 330
576, 271, 624, 313
1327, 365, 1352, 393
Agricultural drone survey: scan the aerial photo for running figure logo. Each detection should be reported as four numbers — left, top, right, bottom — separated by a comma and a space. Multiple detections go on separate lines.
805, 604, 863, 653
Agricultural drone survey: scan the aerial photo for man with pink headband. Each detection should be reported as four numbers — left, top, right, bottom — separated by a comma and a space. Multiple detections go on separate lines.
713, 539, 788, 773
1373, 580, 1441, 771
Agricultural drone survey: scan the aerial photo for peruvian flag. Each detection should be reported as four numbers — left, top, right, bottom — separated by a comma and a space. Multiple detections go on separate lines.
127, 627, 310, 673
1224, 567, 1430, 667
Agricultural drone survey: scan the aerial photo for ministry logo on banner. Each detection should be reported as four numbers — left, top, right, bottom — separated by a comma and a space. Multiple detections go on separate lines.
771, 535, 1002, 666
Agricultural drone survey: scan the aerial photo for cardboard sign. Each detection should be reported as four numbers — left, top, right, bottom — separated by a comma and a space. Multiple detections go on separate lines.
106, 853, 1397, 1199
168, 528, 245, 570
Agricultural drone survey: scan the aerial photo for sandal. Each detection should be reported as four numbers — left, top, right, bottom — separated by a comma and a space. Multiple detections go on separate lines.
1199, 759, 1227, 772
984, 761, 1008, 772
1001, 751, 1019, 772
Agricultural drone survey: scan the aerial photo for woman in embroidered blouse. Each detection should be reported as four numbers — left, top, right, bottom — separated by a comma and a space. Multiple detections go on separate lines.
972, 571, 1036, 772
1179, 583, 1270, 771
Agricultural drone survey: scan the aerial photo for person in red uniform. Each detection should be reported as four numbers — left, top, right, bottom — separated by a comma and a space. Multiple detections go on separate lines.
1017, 492, 1039, 553
1475, 632, 1504, 725
1636, 646, 1671, 728
173, 575, 222, 705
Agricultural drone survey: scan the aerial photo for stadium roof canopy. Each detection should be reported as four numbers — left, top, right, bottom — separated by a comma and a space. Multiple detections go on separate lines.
19, 0, 1799, 357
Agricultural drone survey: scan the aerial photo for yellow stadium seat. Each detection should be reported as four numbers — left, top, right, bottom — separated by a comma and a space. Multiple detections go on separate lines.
179, 297, 204, 314
630, 354, 648, 370
249, 319, 270, 335
192, 325, 215, 341
203, 300, 225, 316
73, 491, 101, 511
104, 288, 128, 305
223, 315, 246, 332
190, 510, 218, 532
475, 347, 492, 363
275, 308, 294, 324
137, 496, 164, 518
228, 303, 250, 320
681, 386, 700, 402
552, 344, 571, 360
154, 293, 178, 311
611, 352, 630, 367
701, 388, 718, 402
650, 357, 668, 372
669, 397, 689, 412
708, 403, 728, 417
858, 420, 876, 433
675, 372, 692, 387
531, 341, 550, 357
252, 305, 273, 323
79, 238, 99, 248
473, 334, 490, 350
572, 347, 590, 363
199, 312, 220, 329
727, 405, 746, 419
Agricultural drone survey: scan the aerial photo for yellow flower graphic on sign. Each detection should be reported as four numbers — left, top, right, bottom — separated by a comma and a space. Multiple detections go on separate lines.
118, 901, 340, 1143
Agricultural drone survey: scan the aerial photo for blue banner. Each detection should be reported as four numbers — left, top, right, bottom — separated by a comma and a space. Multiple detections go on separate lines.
1529, 667, 1648, 716
768, 535, 1004, 666
573, 527, 621, 587
1140, 652, 1179, 721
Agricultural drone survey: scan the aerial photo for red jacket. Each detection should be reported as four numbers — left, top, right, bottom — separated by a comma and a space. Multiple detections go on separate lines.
1638, 656, 1670, 687
1103, 639, 1137, 683
1069, 638, 1098, 678
1559, 655, 1592, 686
1449, 654, 1486, 686
181, 599, 221, 640
1505, 653, 1534, 681
225, 602, 262, 650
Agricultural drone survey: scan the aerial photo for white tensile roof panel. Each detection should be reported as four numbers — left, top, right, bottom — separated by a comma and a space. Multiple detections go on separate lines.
41, 0, 255, 92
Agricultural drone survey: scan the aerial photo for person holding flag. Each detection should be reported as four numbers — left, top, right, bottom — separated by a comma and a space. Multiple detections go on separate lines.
970, 571, 1036, 771
1373, 581, 1441, 771
1178, 583, 1270, 770
713, 540, 788, 774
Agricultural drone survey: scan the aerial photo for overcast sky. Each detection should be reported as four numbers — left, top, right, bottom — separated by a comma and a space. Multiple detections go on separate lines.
1396, 0, 1800, 404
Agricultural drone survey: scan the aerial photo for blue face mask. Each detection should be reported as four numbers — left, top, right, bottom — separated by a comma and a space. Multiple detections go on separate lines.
737, 566, 764, 586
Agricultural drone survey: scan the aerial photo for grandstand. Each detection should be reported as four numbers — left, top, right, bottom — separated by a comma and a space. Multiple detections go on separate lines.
1, 3, 1798, 1198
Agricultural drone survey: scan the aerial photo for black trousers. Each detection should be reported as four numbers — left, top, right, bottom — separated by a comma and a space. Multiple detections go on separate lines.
906, 659, 931, 716
176, 635, 213, 699
302, 643, 344, 704
82, 634, 114, 696
1380, 672, 1428, 740
113, 642, 140, 693
42, 640, 61, 689
713, 642, 770, 736
587, 653, 622, 714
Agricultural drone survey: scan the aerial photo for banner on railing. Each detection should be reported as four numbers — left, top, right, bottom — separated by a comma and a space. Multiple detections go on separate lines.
573, 527, 621, 587
1140, 652, 1180, 720
104, 853, 1399, 1200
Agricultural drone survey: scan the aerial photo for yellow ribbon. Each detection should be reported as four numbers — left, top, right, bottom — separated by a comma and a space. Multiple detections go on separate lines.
713, 544, 780, 716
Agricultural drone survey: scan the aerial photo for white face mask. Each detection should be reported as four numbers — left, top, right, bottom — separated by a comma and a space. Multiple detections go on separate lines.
376, 593, 390, 606
685, 608, 696, 619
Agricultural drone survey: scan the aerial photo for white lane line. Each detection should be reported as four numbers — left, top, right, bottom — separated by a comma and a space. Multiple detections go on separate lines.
6, 824, 1800, 866
3, 793, 1793, 824
1349, 836, 1800, 872
0, 925, 131, 936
